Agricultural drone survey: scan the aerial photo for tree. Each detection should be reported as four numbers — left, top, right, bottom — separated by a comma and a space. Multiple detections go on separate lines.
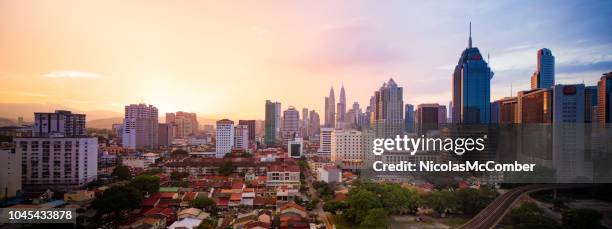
171, 149, 189, 157
455, 188, 497, 215
323, 200, 347, 214
128, 175, 160, 196
510, 203, 560, 229
343, 189, 382, 224
562, 208, 602, 229
358, 208, 388, 229
380, 184, 421, 214
191, 196, 216, 211
92, 186, 143, 220
218, 160, 235, 176
141, 168, 164, 176
424, 190, 457, 216
196, 218, 217, 229
111, 166, 132, 180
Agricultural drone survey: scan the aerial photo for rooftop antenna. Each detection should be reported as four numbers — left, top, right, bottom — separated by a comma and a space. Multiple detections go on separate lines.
468, 21, 472, 48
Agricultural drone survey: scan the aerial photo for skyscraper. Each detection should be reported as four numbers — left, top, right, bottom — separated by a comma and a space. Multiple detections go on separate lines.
371, 78, 404, 138
157, 123, 173, 146
264, 100, 280, 146
584, 86, 598, 123
238, 120, 256, 142
597, 72, 612, 124
122, 103, 159, 149
33, 110, 86, 137
234, 124, 249, 151
281, 106, 300, 145
325, 87, 336, 128
517, 88, 553, 123
308, 110, 321, 138
404, 104, 415, 133
336, 85, 346, 127
216, 119, 234, 157
452, 23, 493, 124
165, 111, 198, 139
531, 48, 555, 89
415, 103, 442, 134
301, 108, 309, 138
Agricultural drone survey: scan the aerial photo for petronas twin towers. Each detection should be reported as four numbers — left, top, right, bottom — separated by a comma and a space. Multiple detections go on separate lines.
324, 85, 346, 128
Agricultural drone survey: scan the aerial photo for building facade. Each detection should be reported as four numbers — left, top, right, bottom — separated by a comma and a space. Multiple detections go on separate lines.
371, 78, 404, 138
234, 124, 249, 151
165, 112, 198, 139
0, 148, 21, 198
34, 110, 86, 137
531, 48, 555, 89
122, 103, 159, 149
331, 129, 363, 164
216, 119, 235, 158
597, 72, 612, 124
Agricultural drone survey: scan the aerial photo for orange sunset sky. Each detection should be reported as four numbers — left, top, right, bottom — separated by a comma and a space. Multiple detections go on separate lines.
1, 0, 611, 121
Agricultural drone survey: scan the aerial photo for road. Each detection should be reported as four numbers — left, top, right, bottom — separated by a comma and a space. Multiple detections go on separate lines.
459, 184, 585, 229
304, 166, 334, 229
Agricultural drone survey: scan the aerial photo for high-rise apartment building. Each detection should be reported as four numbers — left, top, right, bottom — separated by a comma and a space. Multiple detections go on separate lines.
34, 110, 86, 137
531, 48, 555, 89
452, 23, 492, 124
325, 87, 336, 128
281, 107, 300, 145
216, 119, 234, 157
264, 100, 280, 146
584, 86, 598, 123
331, 129, 363, 165
416, 104, 442, 134
597, 72, 612, 124
122, 104, 159, 149
371, 78, 404, 138
301, 108, 309, 138
165, 111, 198, 139
0, 148, 21, 198
157, 123, 174, 146
317, 127, 333, 158
16, 137, 98, 190
553, 84, 585, 123
234, 124, 249, 151
552, 84, 587, 182
517, 89, 553, 123
493, 97, 518, 123
238, 120, 256, 142
404, 104, 415, 133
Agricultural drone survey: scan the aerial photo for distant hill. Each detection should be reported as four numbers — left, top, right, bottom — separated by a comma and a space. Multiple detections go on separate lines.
0, 103, 122, 122
88, 117, 123, 129
0, 117, 17, 127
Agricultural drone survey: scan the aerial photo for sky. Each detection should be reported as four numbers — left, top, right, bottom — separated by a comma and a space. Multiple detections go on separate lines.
1, 0, 611, 121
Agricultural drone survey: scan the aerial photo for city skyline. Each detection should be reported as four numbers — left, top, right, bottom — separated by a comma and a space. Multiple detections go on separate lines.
1, 1, 611, 121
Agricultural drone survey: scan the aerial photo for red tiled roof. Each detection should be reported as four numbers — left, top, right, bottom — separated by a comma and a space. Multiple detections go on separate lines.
216, 197, 229, 206
280, 202, 306, 213
232, 182, 244, 190
159, 192, 176, 199
182, 192, 198, 201
142, 193, 161, 207
245, 221, 271, 229
230, 193, 242, 201
267, 164, 300, 173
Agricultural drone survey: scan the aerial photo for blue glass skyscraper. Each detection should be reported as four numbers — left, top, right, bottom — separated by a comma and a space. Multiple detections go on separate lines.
531, 48, 555, 89
451, 23, 493, 124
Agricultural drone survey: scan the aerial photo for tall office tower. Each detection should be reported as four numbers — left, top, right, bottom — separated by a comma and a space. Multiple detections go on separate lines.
584, 86, 598, 123
122, 104, 159, 149
448, 101, 453, 123
404, 104, 415, 133
438, 105, 447, 124
317, 127, 333, 158
553, 84, 585, 123
234, 124, 249, 151
452, 23, 493, 124
325, 87, 336, 128
531, 48, 555, 89
157, 123, 174, 146
491, 101, 500, 124
597, 72, 612, 124
352, 102, 361, 120
336, 86, 347, 127
371, 78, 404, 138
281, 106, 300, 145
264, 100, 279, 146
15, 137, 98, 190
416, 104, 441, 134
308, 110, 321, 138
331, 129, 363, 166
358, 106, 371, 130
0, 148, 21, 198
165, 111, 198, 139
501, 98, 518, 124
301, 108, 309, 138
517, 88, 553, 123
216, 119, 234, 157
552, 84, 587, 182
34, 110, 86, 137
238, 120, 256, 142
274, 102, 282, 140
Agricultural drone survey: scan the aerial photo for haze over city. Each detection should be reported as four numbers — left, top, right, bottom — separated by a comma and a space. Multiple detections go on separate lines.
1, 0, 611, 121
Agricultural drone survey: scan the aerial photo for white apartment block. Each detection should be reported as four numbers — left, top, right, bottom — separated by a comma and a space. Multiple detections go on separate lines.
234, 124, 249, 151
317, 127, 333, 158
123, 104, 159, 149
34, 110, 86, 137
0, 148, 22, 198
331, 129, 363, 163
15, 137, 98, 190
317, 166, 342, 183
216, 119, 234, 157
